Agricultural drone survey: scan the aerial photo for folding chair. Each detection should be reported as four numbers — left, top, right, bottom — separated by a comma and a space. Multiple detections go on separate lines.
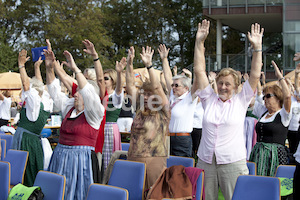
0, 161, 10, 200
275, 165, 296, 178
232, 175, 281, 200
0, 134, 13, 153
33, 170, 66, 200
121, 143, 130, 151
0, 139, 6, 159
167, 155, 195, 168
247, 161, 257, 175
86, 183, 128, 200
3, 149, 28, 187
108, 160, 146, 200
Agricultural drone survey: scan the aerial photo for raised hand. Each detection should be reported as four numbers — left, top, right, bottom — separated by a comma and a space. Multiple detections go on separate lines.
271, 60, 283, 79
140, 46, 154, 68
157, 44, 170, 60
127, 46, 135, 66
173, 65, 177, 76
62, 50, 78, 72
44, 50, 56, 69
46, 39, 52, 51
182, 68, 192, 78
243, 73, 249, 81
34, 57, 43, 68
116, 57, 127, 73
294, 52, 300, 62
18, 49, 30, 67
82, 39, 97, 57
196, 19, 210, 44
208, 71, 216, 82
247, 23, 264, 50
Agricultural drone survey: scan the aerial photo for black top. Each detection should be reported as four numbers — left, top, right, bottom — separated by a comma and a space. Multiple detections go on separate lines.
255, 112, 288, 146
119, 98, 133, 118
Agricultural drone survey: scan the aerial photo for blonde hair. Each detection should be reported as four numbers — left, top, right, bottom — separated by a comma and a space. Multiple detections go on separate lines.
83, 68, 96, 81
216, 68, 240, 89
104, 69, 117, 89
30, 76, 44, 96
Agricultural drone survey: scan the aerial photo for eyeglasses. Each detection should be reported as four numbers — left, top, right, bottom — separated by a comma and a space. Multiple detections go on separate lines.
171, 83, 183, 88
104, 77, 110, 81
263, 93, 276, 100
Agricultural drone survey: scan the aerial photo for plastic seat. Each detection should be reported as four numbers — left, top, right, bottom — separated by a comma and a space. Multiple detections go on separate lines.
3, 149, 28, 186
121, 143, 130, 151
0, 161, 10, 200
0, 134, 13, 153
86, 183, 128, 200
0, 139, 6, 159
247, 161, 257, 175
167, 156, 195, 168
41, 128, 52, 138
108, 160, 146, 200
232, 175, 281, 200
275, 165, 296, 178
33, 170, 66, 200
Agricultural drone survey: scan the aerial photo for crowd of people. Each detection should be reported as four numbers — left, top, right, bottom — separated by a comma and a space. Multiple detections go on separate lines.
1, 19, 300, 200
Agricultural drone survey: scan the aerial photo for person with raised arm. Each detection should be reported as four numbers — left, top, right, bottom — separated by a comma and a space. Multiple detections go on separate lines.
193, 20, 264, 200
45, 47, 104, 200
11, 49, 50, 186
126, 46, 170, 191
158, 44, 198, 158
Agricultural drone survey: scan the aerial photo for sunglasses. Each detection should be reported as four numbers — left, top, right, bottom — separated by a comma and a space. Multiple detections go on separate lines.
263, 93, 276, 100
104, 76, 110, 81
171, 83, 183, 88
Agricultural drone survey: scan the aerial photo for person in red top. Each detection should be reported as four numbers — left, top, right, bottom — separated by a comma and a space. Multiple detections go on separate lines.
45, 45, 104, 200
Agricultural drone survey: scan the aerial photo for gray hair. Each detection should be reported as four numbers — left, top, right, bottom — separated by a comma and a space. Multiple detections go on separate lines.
83, 68, 96, 82
30, 76, 44, 96
87, 80, 100, 96
172, 75, 191, 90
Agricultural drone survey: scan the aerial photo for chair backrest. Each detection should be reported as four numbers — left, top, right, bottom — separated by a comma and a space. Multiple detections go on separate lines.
86, 183, 128, 200
247, 161, 257, 175
3, 149, 28, 186
195, 171, 204, 200
108, 160, 146, 200
33, 170, 66, 200
0, 161, 10, 200
275, 165, 296, 178
41, 128, 52, 138
167, 156, 195, 168
1, 139, 6, 159
121, 143, 130, 151
0, 134, 13, 153
232, 175, 281, 200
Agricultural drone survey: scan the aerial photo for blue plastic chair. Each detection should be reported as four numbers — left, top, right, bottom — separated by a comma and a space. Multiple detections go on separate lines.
121, 143, 130, 151
0, 134, 13, 153
0, 161, 10, 200
108, 160, 146, 200
232, 175, 281, 200
247, 161, 257, 175
1, 139, 6, 159
86, 183, 128, 200
194, 169, 204, 200
33, 170, 66, 200
3, 149, 28, 186
167, 156, 195, 168
275, 165, 296, 178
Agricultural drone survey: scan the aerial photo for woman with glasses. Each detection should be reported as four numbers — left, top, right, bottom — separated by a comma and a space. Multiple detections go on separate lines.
249, 60, 292, 176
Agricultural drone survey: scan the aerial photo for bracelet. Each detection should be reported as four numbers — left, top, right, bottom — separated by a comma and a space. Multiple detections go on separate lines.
75, 70, 82, 75
278, 77, 285, 82
253, 49, 263, 52
147, 65, 153, 70
19, 66, 24, 69
93, 58, 99, 62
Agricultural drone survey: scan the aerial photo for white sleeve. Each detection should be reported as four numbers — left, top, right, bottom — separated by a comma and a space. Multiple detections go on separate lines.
22, 88, 42, 122
280, 104, 293, 127
47, 78, 73, 119
252, 100, 267, 119
80, 83, 105, 130
112, 89, 124, 109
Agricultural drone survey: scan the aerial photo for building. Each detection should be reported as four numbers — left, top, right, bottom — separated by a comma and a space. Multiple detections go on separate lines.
201, 0, 300, 80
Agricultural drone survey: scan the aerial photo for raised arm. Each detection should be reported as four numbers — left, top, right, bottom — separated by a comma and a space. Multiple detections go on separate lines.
173, 65, 177, 76
272, 60, 291, 112
295, 63, 300, 94
192, 19, 210, 94
158, 44, 172, 94
247, 23, 264, 91
18, 49, 31, 91
125, 46, 137, 97
62, 51, 87, 90
115, 58, 126, 95
82, 39, 106, 98
44, 40, 56, 86
53, 61, 76, 93
34, 57, 43, 83
140, 46, 168, 106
